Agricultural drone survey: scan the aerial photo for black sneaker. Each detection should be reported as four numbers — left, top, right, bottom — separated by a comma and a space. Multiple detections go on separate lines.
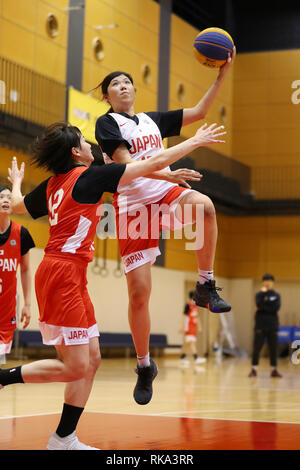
270, 369, 282, 378
248, 368, 257, 377
193, 280, 231, 313
133, 358, 158, 405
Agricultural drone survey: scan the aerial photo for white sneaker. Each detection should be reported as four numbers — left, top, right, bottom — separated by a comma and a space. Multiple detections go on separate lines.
195, 357, 206, 364
179, 359, 190, 368
46, 431, 100, 450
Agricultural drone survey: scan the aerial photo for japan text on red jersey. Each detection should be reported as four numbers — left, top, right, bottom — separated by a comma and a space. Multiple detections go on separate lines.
0, 221, 21, 327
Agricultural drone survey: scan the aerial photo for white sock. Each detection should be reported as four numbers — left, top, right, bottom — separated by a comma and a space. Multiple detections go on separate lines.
137, 353, 150, 367
198, 269, 214, 284
252, 366, 257, 370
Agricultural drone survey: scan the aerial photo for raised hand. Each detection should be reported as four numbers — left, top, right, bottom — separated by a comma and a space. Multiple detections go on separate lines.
194, 122, 226, 146
8, 156, 25, 185
218, 45, 236, 79
167, 168, 203, 188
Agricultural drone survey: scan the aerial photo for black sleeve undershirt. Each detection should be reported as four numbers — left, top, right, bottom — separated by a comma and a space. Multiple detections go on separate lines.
20, 226, 35, 255
146, 109, 183, 139
184, 303, 190, 315
24, 179, 50, 219
95, 114, 131, 158
0, 224, 35, 255
24, 165, 126, 214
72, 163, 126, 204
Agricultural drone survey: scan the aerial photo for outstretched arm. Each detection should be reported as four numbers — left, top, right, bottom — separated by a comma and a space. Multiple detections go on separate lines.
120, 122, 226, 185
182, 47, 236, 126
109, 144, 202, 187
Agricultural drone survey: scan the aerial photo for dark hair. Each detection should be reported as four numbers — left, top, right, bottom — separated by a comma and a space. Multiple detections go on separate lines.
91, 71, 134, 113
0, 185, 11, 194
189, 290, 195, 299
30, 122, 82, 174
262, 273, 275, 281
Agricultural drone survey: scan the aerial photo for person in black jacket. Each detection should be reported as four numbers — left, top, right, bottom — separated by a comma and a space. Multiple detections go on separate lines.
249, 274, 282, 378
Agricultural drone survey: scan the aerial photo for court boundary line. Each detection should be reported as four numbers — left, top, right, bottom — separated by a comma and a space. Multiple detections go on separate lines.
95, 379, 300, 393
87, 410, 300, 425
1, 410, 299, 426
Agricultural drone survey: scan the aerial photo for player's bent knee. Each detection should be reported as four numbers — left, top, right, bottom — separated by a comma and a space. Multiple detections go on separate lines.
183, 192, 216, 218
200, 195, 215, 217
65, 360, 89, 381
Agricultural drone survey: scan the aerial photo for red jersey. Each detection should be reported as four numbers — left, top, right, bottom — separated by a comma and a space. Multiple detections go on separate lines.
184, 301, 198, 336
45, 167, 102, 263
0, 221, 21, 328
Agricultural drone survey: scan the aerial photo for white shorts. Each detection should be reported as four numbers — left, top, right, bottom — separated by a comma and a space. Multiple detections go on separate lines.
0, 340, 13, 355
39, 322, 99, 346
185, 335, 197, 343
123, 247, 161, 273
118, 188, 194, 274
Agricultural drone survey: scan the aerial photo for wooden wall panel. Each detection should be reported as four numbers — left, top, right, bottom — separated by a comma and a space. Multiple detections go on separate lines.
233, 49, 300, 199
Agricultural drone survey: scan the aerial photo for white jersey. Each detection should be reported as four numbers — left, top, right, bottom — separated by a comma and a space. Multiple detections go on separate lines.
103, 112, 177, 213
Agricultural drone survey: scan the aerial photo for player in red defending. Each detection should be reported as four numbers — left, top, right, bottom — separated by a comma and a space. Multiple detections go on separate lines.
0, 185, 34, 364
179, 291, 206, 367
0, 120, 225, 450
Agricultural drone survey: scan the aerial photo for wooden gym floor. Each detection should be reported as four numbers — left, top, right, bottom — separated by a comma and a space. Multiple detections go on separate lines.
0, 355, 300, 450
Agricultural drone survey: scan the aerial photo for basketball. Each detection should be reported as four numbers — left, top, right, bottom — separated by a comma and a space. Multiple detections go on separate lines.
193, 27, 234, 68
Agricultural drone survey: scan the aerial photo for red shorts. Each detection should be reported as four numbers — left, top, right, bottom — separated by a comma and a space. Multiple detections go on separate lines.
35, 254, 99, 346
115, 186, 192, 273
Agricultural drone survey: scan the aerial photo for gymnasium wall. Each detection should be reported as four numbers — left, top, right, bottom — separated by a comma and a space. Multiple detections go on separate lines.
1, 0, 300, 354
165, 213, 300, 280
232, 50, 300, 199
0, 0, 69, 83
83, 0, 160, 112
0, 147, 50, 187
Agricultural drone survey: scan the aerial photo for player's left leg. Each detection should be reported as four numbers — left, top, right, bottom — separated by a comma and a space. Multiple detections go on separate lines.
46, 337, 101, 450
175, 190, 231, 313
179, 338, 191, 367
58, 336, 101, 408
267, 329, 282, 378
46, 282, 101, 451
126, 263, 158, 405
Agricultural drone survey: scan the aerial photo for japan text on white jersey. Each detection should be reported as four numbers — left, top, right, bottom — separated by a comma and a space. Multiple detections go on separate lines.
103, 112, 176, 212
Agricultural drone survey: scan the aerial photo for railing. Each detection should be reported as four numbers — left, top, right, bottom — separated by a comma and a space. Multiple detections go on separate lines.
169, 135, 251, 195
0, 55, 66, 127
169, 136, 300, 201
252, 166, 300, 200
